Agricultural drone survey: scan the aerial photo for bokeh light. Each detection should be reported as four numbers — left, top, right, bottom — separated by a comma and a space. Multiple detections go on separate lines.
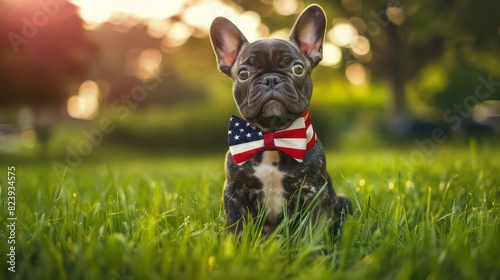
233, 11, 264, 41
345, 63, 367, 86
350, 35, 370, 56
473, 101, 500, 123
273, 0, 299, 16
349, 17, 367, 34
17, 108, 34, 129
67, 80, 100, 120
162, 21, 194, 48
147, 18, 171, 39
387, 6, 405, 25
328, 20, 358, 47
320, 43, 342, 67
137, 48, 163, 80
21, 128, 36, 148
341, 0, 362, 13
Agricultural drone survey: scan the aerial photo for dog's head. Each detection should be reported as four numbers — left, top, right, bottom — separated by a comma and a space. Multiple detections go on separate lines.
210, 5, 326, 131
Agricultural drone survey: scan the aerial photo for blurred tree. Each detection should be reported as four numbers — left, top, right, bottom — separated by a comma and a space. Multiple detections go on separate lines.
87, 23, 208, 109
328, 0, 500, 131
0, 0, 96, 151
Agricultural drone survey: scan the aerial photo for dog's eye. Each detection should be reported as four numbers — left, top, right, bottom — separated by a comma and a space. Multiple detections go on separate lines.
238, 69, 250, 81
292, 63, 304, 75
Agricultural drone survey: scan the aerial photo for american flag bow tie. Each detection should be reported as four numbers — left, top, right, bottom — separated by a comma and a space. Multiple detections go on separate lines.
228, 110, 316, 165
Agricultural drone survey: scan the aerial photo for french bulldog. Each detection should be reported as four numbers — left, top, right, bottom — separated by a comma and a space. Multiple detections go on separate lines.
210, 4, 352, 234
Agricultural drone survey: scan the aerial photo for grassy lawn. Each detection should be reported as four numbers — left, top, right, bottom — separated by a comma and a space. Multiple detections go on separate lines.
1, 141, 499, 279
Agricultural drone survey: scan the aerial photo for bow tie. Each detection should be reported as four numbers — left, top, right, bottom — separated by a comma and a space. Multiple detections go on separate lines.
228, 110, 316, 165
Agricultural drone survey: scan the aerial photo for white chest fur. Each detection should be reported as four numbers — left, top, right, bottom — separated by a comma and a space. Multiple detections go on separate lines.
253, 151, 285, 220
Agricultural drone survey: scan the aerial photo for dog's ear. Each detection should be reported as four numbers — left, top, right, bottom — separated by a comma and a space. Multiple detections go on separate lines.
210, 17, 248, 76
289, 5, 326, 67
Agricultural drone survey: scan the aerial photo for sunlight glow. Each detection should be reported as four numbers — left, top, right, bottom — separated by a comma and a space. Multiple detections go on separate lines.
183, 3, 239, 35
70, 0, 268, 47
109, 13, 142, 30
71, 0, 186, 23
129, 0, 184, 20
73, 0, 114, 24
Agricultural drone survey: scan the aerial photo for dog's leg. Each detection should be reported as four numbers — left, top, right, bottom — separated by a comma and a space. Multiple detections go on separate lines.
223, 183, 245, 233
332, 194, 352, 233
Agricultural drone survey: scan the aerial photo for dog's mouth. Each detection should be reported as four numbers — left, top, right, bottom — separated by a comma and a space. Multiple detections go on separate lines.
240, 76, 310, 131
255, 100, 300, 131
261, 100, 287, 118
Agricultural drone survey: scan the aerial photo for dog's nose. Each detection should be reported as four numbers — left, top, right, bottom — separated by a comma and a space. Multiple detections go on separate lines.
262, 75, 281, 89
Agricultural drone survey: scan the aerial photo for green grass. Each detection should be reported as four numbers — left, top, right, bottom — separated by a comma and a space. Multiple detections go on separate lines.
1, 142, 499, 279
